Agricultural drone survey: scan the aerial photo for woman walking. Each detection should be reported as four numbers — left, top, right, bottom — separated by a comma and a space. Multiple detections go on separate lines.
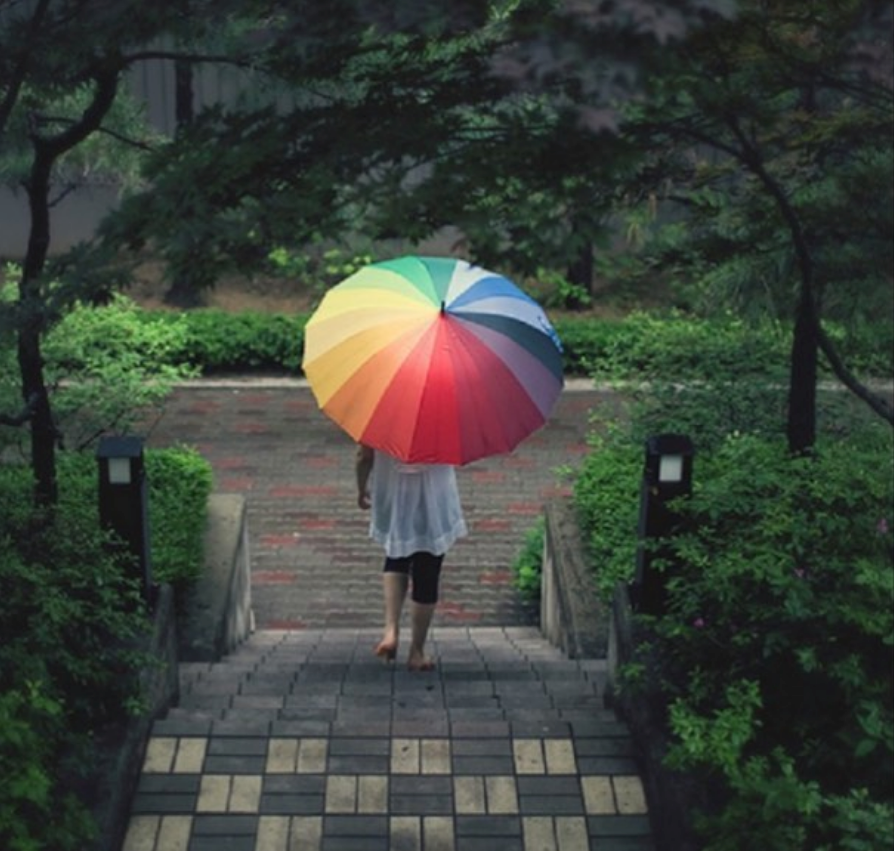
356, 444, 467, 671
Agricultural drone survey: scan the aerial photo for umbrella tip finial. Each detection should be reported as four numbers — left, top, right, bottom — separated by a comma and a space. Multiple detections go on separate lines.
440, 300, 446, 315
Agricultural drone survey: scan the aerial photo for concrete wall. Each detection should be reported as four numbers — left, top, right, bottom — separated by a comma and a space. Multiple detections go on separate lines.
539, 498, 609, 659
177, 493, 254, 662
0, 185, 124, 258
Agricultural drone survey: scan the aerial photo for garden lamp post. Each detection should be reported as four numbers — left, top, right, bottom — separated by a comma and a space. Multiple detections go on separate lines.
97, 435, 155, 607
632, 433, 694, 616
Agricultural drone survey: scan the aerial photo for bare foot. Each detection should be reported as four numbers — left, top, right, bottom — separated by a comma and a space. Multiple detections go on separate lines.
407, 649, 435, 672
375, 638, 397, 662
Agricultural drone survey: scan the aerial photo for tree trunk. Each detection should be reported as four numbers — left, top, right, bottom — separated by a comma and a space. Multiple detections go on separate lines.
786, 282, 818, 456
19, 149, 58, 506
15, 69, 120, 506
175, 59, 194, 130
566, 239, 594, 310
165, 42, 201, 307
737, 140, 820, 455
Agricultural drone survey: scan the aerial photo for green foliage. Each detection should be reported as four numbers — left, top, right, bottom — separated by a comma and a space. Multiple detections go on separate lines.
123, 307, 893, 382
0, 685, 95, 851
54, 447, 213, 586
146, 447, 214, 586
139, 309, 307, 373
0, 443, 211, 848
512, 518, 545, 600
0, 461, 147, 851
39, 294, 196, 450
588, 310, 791, 382
266, 245, 375, 306
614, 0, 894, 452
1, 292, 195, 457
642, 434, 894, 850
572, 431, 642, 600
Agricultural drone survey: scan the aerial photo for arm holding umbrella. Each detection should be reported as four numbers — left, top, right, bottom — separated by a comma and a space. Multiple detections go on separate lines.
356, 443, 374, 509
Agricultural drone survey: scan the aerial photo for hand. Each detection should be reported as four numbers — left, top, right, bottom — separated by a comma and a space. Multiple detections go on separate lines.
358, 490, 371, 510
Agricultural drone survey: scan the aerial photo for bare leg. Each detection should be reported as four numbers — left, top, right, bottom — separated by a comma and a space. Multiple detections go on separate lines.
407, 602, 436, 671
376, 572, 408, 661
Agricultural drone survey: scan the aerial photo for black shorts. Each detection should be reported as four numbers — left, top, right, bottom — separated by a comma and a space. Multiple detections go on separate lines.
383, 551, 444, 604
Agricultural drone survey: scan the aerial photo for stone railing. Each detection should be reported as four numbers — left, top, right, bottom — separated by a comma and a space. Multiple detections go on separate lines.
178, 493, 253, 662
539, 498, 608, 658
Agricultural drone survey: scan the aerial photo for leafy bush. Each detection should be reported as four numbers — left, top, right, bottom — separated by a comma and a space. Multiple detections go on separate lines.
13, 294, 194, 453
587, 310, 791, 382
115, 304, 894, 382
636, 434, 894, 850
146, 446, 213, 585
266, 245, 374, 305
139, 308, 307, 373
0, 445, 211, 849
0, 685, 95, 851
55, 446, 213, 586
573, 431, 643, 600
512, 518, 545, 600
0, 462, 148, 851
550, 316, 632, 376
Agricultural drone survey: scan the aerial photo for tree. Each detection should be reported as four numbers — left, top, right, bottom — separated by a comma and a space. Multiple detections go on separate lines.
613, 0, 894, 452
4, 4, 164, 501
384, 0, 892, 450
0, 0, 377, 504
95, 0, 739, 304
0, 0, 771, 505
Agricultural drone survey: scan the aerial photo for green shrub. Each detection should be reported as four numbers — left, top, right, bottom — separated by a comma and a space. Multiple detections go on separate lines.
41, 293, 195, 451
0, 685, 95, 851
140, 308, 306, 373
550, 317, 631, 376
587, 310, 790, 382
0, 445, 211, 849
0, 463, 148, 851
55, 446, 213, 586
573, 431, 643, 601
512, 518, 545, 601
642, 434, 894, 850
110, 303, 894, 383
146, 446, 213, 585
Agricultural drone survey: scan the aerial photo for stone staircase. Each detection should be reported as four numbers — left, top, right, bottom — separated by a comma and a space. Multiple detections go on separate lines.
123, 626, 655, 851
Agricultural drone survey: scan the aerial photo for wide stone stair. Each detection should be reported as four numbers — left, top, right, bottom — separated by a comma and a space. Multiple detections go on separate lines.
123, 626, 655, 851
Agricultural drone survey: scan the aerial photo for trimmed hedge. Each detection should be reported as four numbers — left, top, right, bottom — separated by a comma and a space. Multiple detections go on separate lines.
137, 308, 307, 374
134, 306, 894, 380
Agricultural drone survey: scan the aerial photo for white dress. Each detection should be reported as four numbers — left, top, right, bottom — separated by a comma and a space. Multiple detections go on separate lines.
370, 451, 468, 559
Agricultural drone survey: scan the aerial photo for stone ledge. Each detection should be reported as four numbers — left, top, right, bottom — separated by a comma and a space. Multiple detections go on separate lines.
177, 492, 253, 662
608, 582, 703, 851
89, 583, 179, 851
540, 498, 608, 659
540, 497, 701, 851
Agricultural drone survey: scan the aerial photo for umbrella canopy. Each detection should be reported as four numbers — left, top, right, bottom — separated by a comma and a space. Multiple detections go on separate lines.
302, 255, 564, 465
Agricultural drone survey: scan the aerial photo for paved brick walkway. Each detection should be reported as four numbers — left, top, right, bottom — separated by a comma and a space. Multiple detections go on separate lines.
122, 380, 654, 851
143, 379, 618, 630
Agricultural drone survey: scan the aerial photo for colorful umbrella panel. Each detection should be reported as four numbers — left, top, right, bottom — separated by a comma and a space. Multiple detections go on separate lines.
302, 256, 564, 465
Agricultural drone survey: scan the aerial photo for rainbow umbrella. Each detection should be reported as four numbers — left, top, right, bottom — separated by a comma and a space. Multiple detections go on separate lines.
302, 255, 564, 465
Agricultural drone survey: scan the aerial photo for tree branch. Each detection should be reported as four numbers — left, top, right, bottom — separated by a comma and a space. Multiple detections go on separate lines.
34, 115, 156, 151
32, 67, 119, 158
0, 0, 50, 139
817, 323, 894, 426
0, 392, 39, 427
120, 49, 259, 71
